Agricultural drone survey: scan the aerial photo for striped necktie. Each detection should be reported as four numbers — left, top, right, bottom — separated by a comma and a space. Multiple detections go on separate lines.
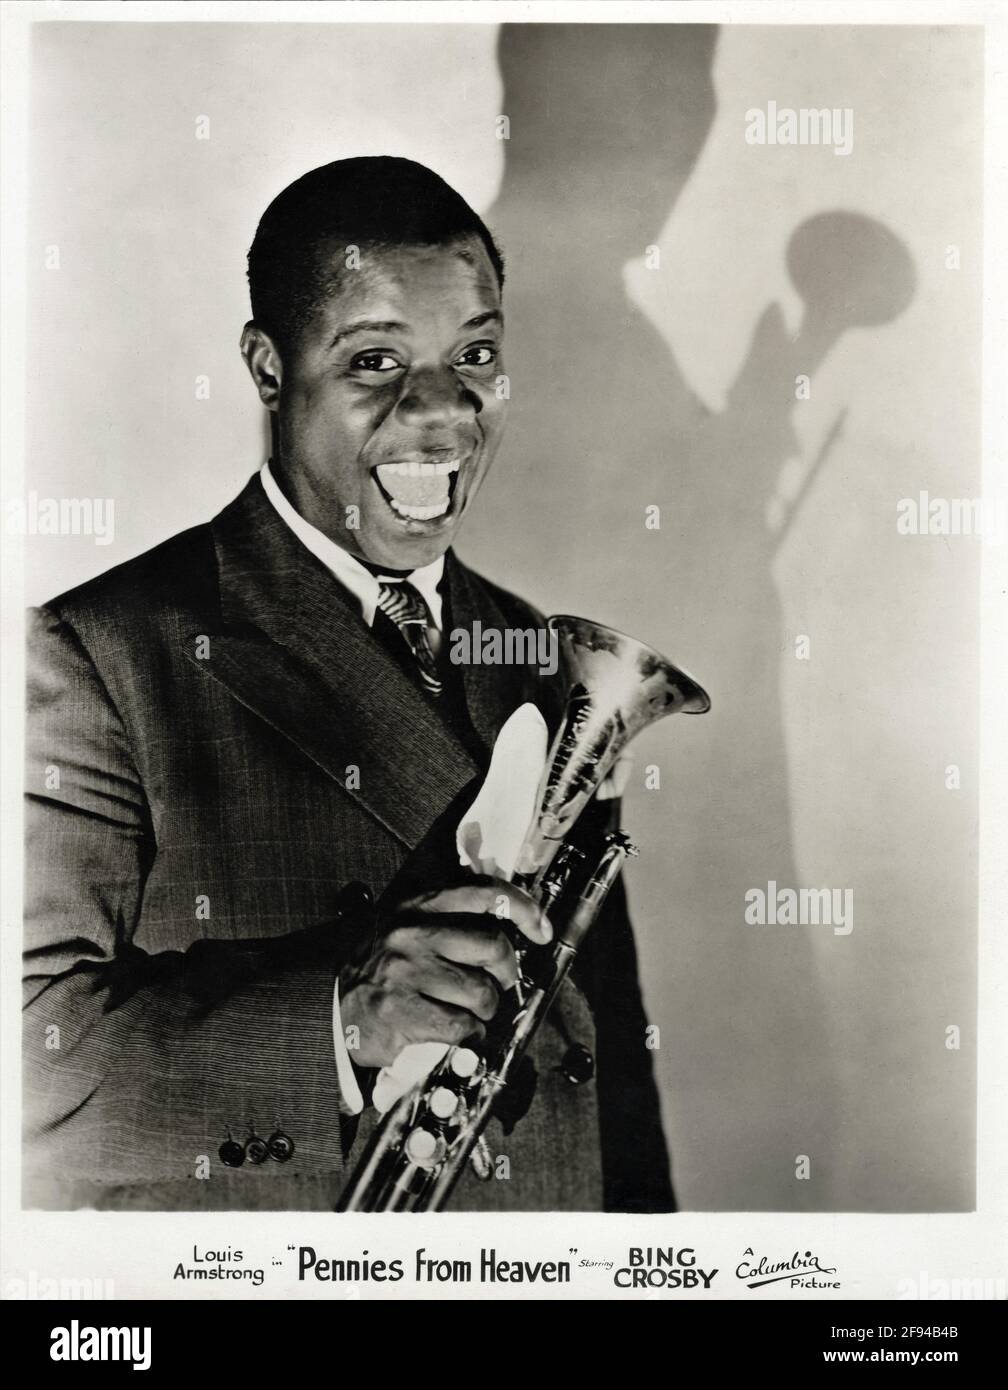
376, 580, 443, 697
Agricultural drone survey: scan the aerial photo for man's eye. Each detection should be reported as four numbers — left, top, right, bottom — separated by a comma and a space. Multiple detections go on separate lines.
455, 345, 497, 369
350, 352, 401, 373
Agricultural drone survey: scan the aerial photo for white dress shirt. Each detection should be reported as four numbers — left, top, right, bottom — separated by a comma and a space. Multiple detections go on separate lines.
260, 461, 444, 627
259, 461, 445, 1114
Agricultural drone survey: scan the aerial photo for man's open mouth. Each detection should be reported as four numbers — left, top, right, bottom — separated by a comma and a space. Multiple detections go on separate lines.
371, 455, 463, 522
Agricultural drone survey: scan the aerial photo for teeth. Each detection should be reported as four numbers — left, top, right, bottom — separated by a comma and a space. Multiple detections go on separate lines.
374, 456, 461, 520
389, 498, 451, 520
381, 458, 460, 478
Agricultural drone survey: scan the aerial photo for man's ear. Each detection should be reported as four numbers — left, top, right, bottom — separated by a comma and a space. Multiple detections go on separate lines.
240, 322, 283, 410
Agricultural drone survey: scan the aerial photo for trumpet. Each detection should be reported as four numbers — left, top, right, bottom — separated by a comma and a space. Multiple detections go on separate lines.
337, 615, 710, 1212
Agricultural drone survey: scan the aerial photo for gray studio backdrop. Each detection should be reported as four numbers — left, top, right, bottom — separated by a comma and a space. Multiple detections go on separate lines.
24, 21, 981, 1210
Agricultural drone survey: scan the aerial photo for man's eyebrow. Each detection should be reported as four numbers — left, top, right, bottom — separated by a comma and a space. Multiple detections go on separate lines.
328, 309, 502, 349
328, 320, 409, 348
461, 310, 503, 332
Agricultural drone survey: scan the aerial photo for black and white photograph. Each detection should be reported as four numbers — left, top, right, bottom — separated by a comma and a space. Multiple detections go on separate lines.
1, 0, 1005, 1332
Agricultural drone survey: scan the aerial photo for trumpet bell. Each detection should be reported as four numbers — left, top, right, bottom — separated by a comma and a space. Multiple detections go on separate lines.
513, 615, 710, 884
554, 614, 711, 720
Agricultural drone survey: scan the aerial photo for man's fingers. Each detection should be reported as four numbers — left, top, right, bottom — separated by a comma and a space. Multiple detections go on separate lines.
386, 955, 501, 1023
430, 925, 519, 992
397, 993, 486, 1050
385, 921, 520, 992
405, 881, 552, 945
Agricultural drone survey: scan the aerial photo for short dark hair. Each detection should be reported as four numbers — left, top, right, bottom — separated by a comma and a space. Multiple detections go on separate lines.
247, 156, 504, 351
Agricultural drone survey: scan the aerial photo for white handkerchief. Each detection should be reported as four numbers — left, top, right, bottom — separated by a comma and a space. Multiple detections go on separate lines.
455, 701, 549, 878
372, 703, 549, 1114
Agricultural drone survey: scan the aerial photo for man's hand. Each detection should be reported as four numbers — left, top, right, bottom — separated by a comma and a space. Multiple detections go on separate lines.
338, 879, 552, 1070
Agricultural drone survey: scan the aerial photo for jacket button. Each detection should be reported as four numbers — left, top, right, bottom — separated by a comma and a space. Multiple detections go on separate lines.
219, 1140, 245, 1168
268, 1130, 295, 1163
245, 1136, 269, 1165
559, 1043, 595, 1085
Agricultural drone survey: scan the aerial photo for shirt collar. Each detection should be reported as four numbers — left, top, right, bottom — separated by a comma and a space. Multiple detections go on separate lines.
259, 460, 445, 630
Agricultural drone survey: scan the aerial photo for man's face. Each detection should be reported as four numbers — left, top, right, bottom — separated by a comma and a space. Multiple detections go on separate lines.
261, 237, 506, 570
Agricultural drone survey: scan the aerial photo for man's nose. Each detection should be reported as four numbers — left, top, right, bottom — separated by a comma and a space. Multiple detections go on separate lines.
395, 366, 480, 426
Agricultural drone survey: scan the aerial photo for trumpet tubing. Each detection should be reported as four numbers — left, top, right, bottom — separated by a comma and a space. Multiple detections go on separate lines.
337, 615, 710, 1213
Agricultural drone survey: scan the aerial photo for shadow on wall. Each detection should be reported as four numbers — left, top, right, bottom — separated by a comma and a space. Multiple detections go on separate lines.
476, 23, 917, 1208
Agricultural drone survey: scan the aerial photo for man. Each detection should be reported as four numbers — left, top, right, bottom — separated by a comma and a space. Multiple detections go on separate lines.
23, 157, 672, 1212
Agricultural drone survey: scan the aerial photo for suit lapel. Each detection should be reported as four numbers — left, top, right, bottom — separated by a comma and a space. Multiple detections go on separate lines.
444, 550, 546, 751
185, 477, 482, 851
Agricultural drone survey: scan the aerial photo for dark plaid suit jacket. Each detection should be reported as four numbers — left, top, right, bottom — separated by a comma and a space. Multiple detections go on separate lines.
23, 474, 673, 1212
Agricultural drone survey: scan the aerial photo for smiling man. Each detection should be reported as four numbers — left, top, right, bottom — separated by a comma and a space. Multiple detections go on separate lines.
23, 157, 672, 1213
241, 160, 507, 569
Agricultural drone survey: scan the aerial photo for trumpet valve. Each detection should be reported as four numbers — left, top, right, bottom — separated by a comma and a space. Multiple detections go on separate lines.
428, 1086, 460, 1121
447, 1047, 480, 1081
404, 1127, 446, 1168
